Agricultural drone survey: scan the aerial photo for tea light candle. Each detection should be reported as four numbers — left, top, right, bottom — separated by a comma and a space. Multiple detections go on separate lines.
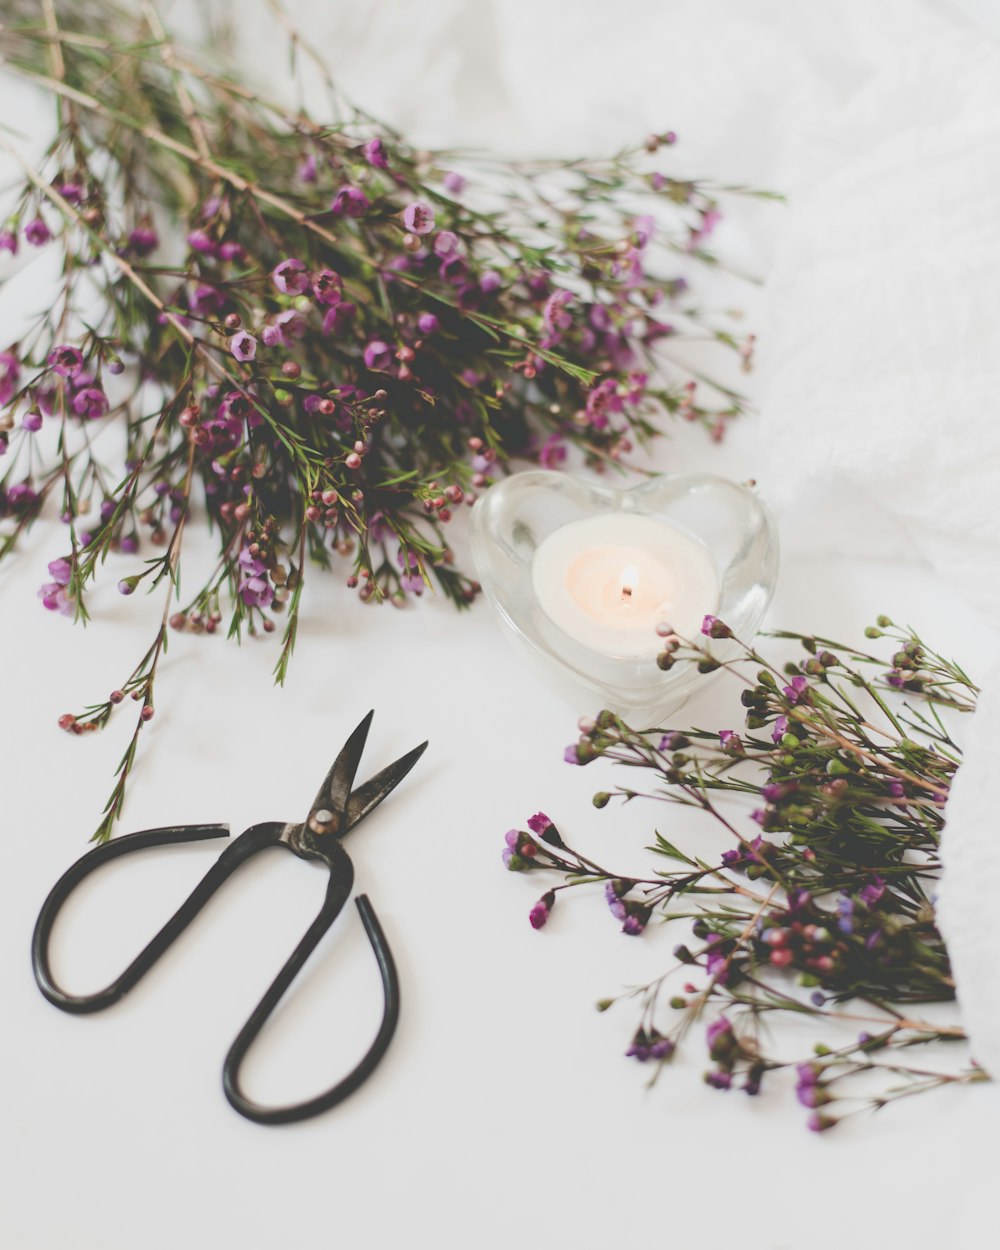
531, 514, 718, 658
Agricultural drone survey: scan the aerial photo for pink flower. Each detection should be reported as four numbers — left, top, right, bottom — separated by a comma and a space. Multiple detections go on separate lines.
402, 200, 435, 235
230, 332, 257, 362
272, 258, 309, 295
364, 138, 389, 169
24, 217, 51, 246
71, 387, 109, 419
0, 351, 21, 406
363, 340, 393, 371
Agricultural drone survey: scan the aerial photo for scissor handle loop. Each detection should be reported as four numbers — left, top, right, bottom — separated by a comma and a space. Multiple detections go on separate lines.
222, 890, 401, 1125
32, 823, 402, 1124
31, 823, 235, 1013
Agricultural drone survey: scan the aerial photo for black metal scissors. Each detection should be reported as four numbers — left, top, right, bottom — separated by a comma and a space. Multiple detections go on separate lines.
31, 711, 427, 1126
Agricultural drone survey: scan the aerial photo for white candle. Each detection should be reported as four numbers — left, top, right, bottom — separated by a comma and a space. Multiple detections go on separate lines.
531, 513, 718, 658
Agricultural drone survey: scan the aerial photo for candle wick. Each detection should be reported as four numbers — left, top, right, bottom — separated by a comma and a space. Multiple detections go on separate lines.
619, 563, 639, 603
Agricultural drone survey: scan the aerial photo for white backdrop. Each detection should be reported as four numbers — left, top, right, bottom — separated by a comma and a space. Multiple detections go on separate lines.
2, 3, 999, 1248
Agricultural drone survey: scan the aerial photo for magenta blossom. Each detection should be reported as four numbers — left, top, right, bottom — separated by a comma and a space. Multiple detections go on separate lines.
38, 580, 73, 615
127, 226, 159, 256
186, 228, 215, 255
363, 340, 393, 371
543, 290, 573, 333
529, 893, 554, 930
417, 312, 439, 336
0, 351, 21, 406
312, 268, 343, 306
239, 574, 274, 609
433, 231, 458, 258
442, 171, 465, 195
0, 229, 17, 255
24, 217, 51, 246
322, 301, 357, 336
402, 200, 435, 235
297, 154, 318, 183
539, 434, 567, 470
71, 387, 109, 419
47, 345, 85, 378
230, 332, 257, 362
331, 185, 369, 218
364, 137, 389, 169
272, 258, 309, 295
527, 812, 553, 835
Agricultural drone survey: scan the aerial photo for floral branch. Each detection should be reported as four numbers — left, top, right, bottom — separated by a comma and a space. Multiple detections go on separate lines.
503, 616, 987, 1130
0, 0, 764, 839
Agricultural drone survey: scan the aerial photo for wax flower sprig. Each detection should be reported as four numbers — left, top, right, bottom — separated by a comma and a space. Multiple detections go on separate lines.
0, 0, 766, 841
504, 615, 987, 1130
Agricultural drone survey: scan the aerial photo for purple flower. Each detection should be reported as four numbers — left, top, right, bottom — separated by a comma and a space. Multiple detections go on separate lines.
563, 744, 581, 765
22, 411, 42, 433
312, 268, 343, 306
433, 231, 458, 258
230, 332, 257, 362
218, 241, 246, 264
622, 913, 646, 936
0, 229, 17, 255
47, 557, 73, 585
771, 715, 789, 744
836, 895, 854, 935
57, 183, 83, 204
442, 171, 466, 195
529, 892, 554, 930
402, 200, 435, 235
0, 350, 21, 406
479, 270, 502, 294
783, 675, 809, 704
417, 312, 439, 336
272, 258, 309, 295
705, 1071, 733, 1091
539, 434, 566, 470
71, 387, 109, 420
701, 615, 733, 639
322, 302, 357, 336
189, 284, 224, 317
261, 310, 306, 348
707, 1017, 734, 1055
186, 228, 216, 255
297, 154, 318, 184
364, 137, 389, 169
48, 345, 86, 378
239, 574, 274, 609
24, 217, 51, 246
543, 290, 573, 333
807, 1112, 837, 1133
888, 779, 905, 798
126, 226, 158, 256
331, 185, 369, 218
719, 730, 743, 754
238, 545, 267, 577
363, 340, 393, 371
859, 876, 886, 908
38, 581, 72, 615
604, 881, 627, 921
504, 829, 520, 851
633, 214, 656, 248
527, 813, 552, 835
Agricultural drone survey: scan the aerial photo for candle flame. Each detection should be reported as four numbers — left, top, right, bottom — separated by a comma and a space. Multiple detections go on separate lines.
620, 564, 639, 602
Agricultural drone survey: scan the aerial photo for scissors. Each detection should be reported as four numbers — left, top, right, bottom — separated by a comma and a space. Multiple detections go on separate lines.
31, 711, 427, 1126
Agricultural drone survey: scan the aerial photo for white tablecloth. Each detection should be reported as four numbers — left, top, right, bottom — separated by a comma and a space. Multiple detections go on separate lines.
2, 3, 999, 1247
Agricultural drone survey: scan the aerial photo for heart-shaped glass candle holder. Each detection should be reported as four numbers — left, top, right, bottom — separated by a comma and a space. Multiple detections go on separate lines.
471, 471, 778, 724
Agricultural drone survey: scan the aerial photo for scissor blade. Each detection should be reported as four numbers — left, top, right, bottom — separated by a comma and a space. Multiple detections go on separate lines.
345, 740, 429, 833
308, 710, 375, 832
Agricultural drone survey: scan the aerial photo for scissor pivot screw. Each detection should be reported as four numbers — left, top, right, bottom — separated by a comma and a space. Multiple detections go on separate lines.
309, 809, 335, 834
